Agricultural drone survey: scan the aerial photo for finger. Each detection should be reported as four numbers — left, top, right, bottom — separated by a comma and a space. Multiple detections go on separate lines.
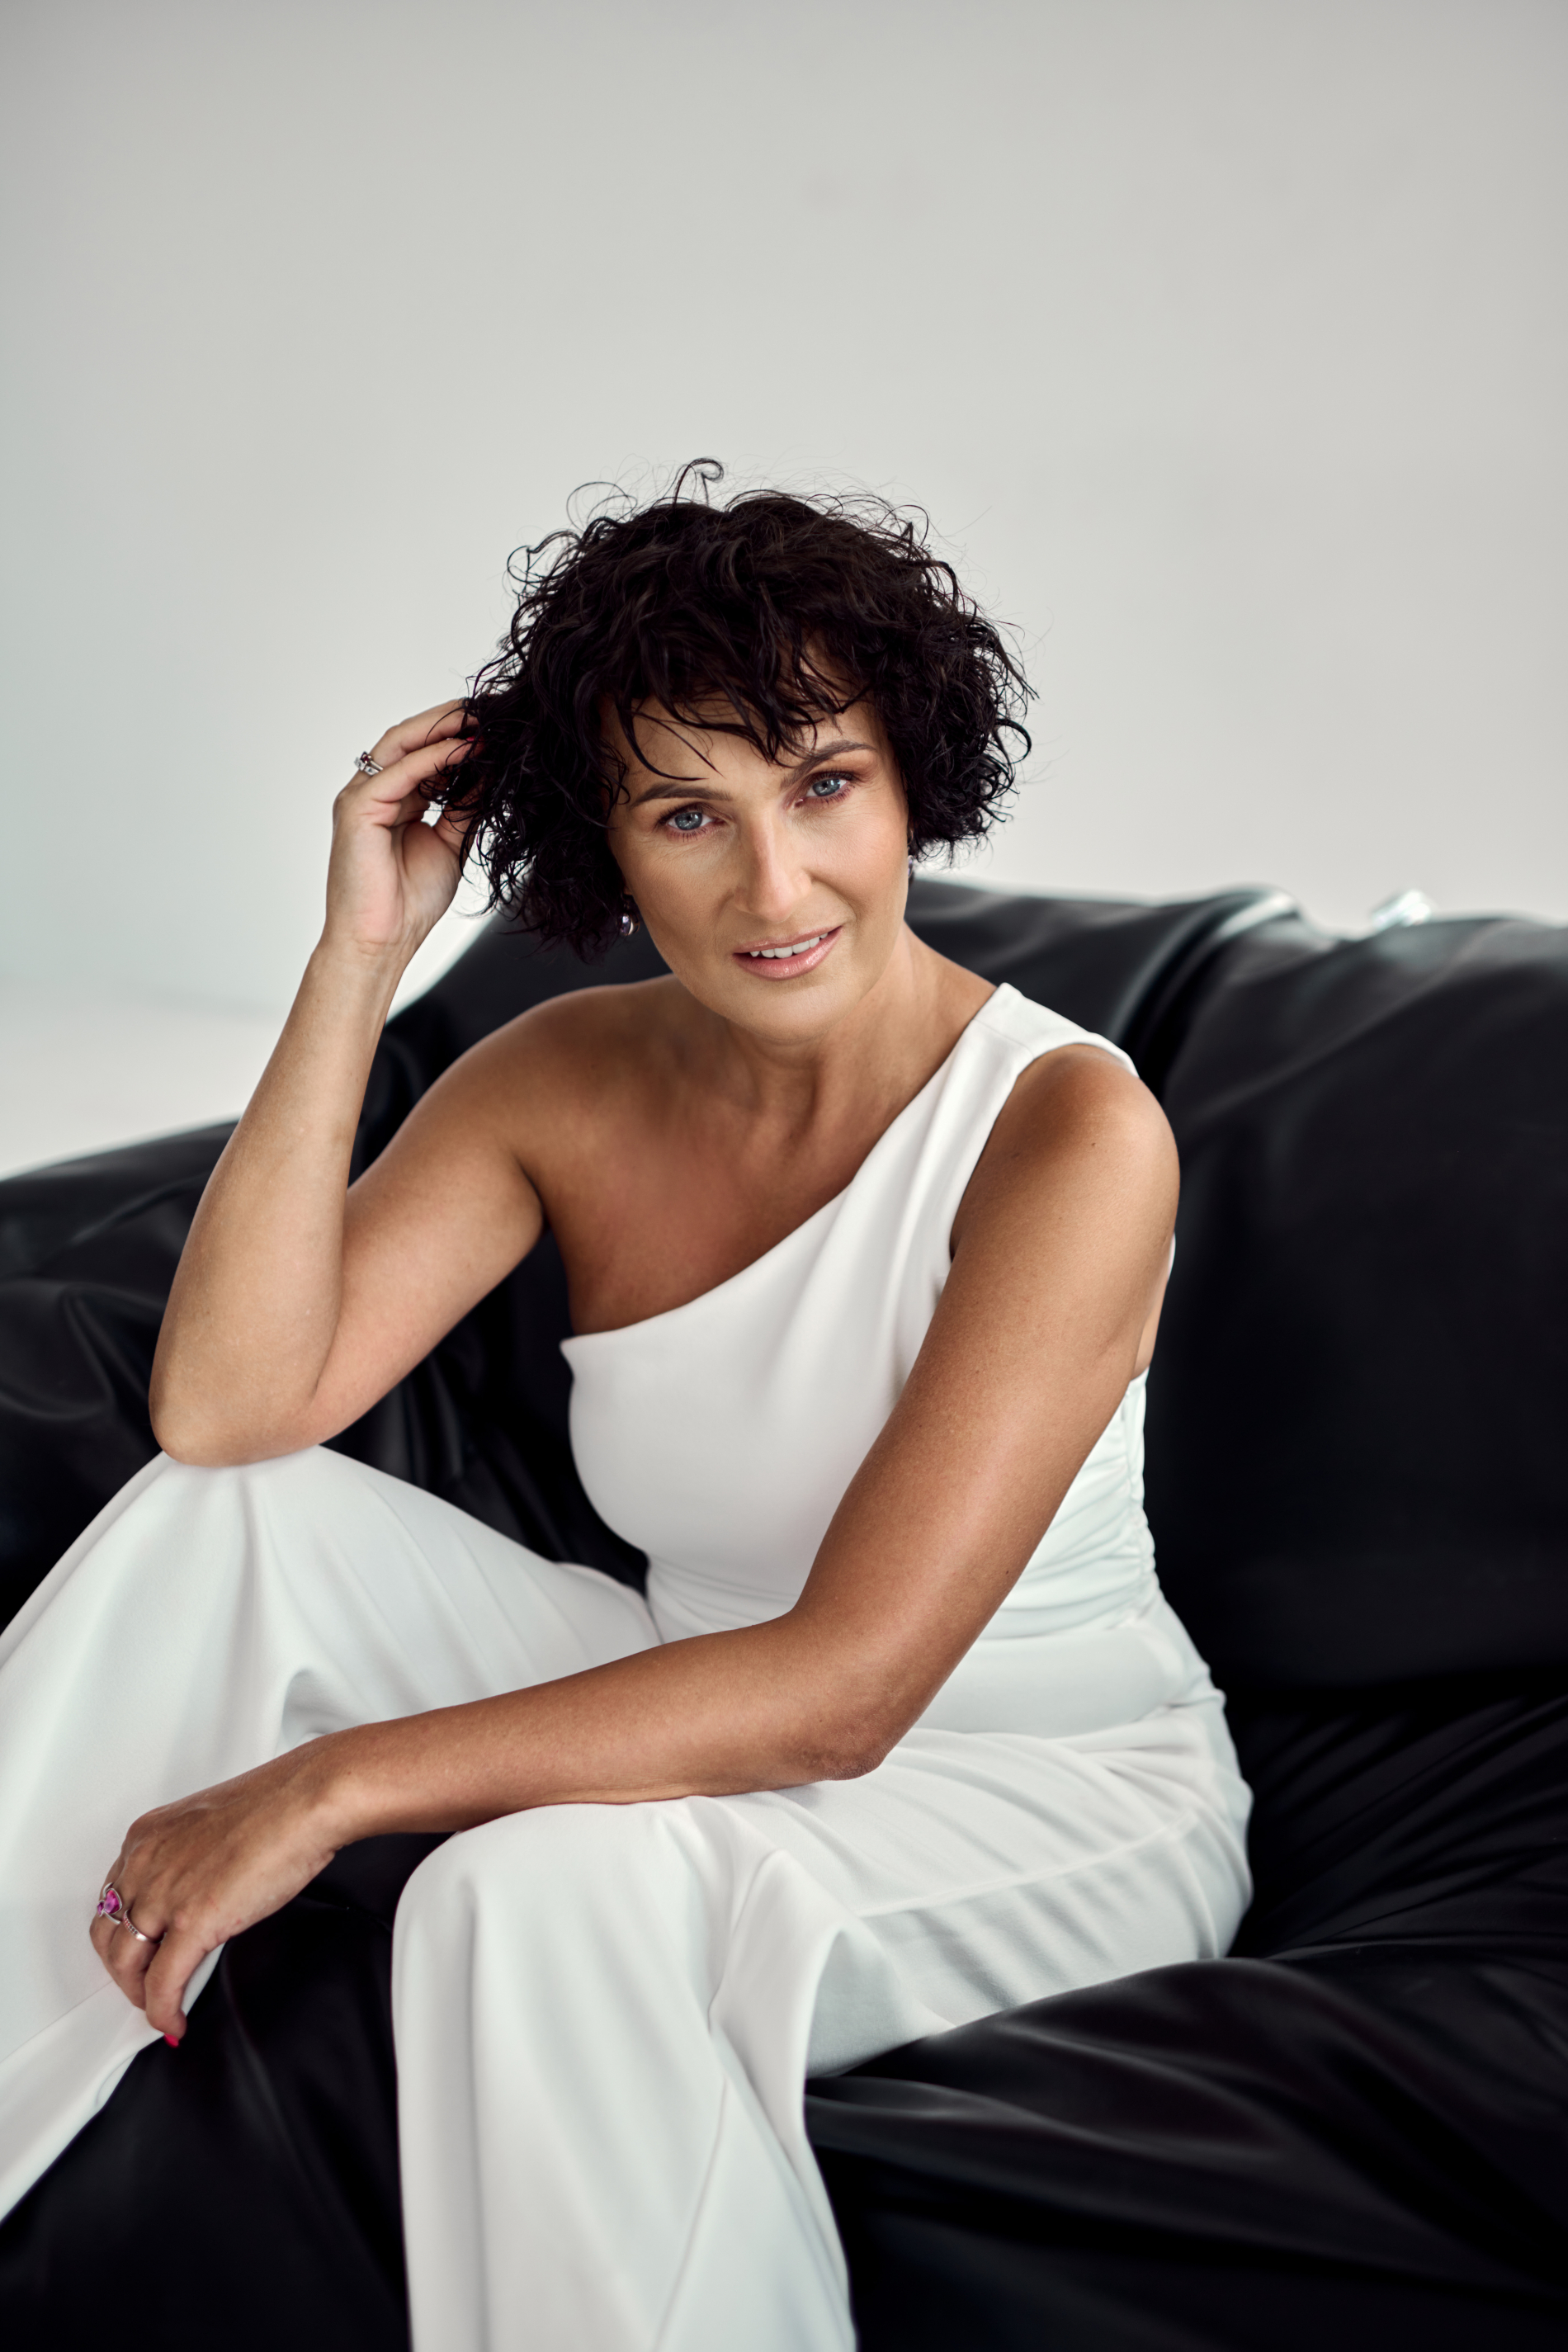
89, 1854, 130, 1971
107, 1906, 163, 1993
380, 743, 479, 847
91, 1910, 161, 2007
368, 701, 469, 769
338, 732, 475, 825
425, 807, 475, 862
141, 1923, 216, 2042
417, 753, 482, 862
345, 725, 475, 796
420, 735, 479, 811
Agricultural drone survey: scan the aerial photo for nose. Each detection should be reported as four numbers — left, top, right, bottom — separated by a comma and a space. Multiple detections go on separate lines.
733, 810, 810, 928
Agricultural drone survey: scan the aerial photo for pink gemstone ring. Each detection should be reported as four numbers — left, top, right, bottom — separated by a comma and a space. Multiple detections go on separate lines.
94, 1882, 159, 1945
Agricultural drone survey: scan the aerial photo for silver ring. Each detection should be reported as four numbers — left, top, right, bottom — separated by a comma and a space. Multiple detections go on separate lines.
95, 1882, 161, 1946
355, 751, 383, 777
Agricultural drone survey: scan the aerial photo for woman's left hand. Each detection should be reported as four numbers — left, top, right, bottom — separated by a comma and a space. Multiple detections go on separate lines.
89, 1744, 345, 2043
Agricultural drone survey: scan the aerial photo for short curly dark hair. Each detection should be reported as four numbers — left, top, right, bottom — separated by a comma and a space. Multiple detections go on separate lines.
442, 461, 1032, 958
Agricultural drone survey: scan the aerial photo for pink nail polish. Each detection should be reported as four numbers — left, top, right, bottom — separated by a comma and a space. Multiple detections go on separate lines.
164, 2033, 179, 2047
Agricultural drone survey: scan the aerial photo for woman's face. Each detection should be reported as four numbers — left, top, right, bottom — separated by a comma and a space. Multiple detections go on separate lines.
605, 695, 914, 1043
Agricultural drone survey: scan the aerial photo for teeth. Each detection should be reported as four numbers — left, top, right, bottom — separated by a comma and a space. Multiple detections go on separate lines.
748, 934, 824, 960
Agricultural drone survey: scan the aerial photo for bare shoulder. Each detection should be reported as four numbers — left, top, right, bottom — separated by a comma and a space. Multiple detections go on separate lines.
347, 980, 679, 1221
952, 1041, 1178, 1255
428, 975, 682, 1121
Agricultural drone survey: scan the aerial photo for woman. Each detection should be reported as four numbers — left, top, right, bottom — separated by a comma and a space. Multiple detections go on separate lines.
0, 475, 1249, 2350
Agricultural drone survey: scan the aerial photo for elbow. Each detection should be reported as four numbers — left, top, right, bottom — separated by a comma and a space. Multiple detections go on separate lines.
148, 1381, 203, 1465
149, 1382, 296, 1471
810, 1703, 907, 1784
777, 1641, 925, 1783
148, 1348, 229, 1466
148, 1372, 222, 1466
824, 1736, 895, 1782
150, 1405, 254, 1469
149, 1339, 323, 1467
153, 1433, 247, 1471
781, 1721, 890, 1787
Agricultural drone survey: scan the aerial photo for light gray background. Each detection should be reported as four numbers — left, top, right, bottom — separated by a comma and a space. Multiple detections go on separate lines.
2, 0, 1564, 1073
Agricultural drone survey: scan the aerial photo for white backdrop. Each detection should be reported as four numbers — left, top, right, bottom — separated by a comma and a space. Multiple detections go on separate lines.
2, 0, 1564, 1023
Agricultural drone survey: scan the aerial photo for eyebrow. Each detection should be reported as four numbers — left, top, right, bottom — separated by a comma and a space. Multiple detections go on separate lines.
628, 738, 876, 810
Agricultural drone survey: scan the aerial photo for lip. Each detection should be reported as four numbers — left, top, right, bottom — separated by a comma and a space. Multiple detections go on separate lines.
730, 925, 842, 980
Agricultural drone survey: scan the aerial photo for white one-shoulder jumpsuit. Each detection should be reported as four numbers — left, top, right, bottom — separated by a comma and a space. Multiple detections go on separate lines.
0, 984, 1250, 2350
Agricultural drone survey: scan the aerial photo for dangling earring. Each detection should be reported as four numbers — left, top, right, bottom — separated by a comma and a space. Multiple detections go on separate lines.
619, 895, 640, 937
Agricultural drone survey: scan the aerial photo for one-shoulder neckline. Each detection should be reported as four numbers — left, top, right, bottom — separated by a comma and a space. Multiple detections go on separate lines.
562, 983, 1017, 1351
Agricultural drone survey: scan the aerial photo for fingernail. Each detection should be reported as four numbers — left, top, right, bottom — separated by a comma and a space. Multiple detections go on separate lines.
164, 2033, 179, 2047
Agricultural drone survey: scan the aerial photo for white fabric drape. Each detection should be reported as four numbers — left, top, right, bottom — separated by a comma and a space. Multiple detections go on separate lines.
0, 1448, 1249, 2349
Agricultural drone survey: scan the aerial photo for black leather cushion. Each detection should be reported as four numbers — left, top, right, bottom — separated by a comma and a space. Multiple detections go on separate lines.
810, 1948, 1568, 2351
1148, 908, 1568, 1688
0, 1126, 235, 1627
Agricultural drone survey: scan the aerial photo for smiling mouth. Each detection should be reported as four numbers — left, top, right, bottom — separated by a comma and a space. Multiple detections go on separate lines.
742, 932, 830, 960
731, 926, 842, 975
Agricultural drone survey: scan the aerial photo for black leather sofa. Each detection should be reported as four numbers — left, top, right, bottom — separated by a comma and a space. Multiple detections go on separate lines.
2, 876, 1566, 2349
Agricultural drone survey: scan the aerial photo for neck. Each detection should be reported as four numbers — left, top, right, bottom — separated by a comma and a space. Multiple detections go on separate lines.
682, 927, 986, 1145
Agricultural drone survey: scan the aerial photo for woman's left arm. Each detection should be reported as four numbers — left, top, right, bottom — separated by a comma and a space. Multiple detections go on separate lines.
97, 1048, 1176, 2039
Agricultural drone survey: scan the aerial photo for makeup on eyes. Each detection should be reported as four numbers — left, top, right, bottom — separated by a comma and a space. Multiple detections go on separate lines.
659, 767, 857, 837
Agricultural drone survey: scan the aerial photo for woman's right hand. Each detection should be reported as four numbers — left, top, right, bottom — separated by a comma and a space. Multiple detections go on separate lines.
323, 700, 477, 963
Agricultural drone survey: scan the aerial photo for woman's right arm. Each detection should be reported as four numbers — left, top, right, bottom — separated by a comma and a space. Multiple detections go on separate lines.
149, 706, 545, 1467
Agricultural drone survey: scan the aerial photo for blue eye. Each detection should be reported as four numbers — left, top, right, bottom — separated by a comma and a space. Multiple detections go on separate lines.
807, 773, 848, 800
668, 807, 707, 833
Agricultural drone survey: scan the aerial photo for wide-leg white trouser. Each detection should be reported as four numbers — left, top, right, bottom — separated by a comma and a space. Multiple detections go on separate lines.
0, 1448, 1250, 2351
